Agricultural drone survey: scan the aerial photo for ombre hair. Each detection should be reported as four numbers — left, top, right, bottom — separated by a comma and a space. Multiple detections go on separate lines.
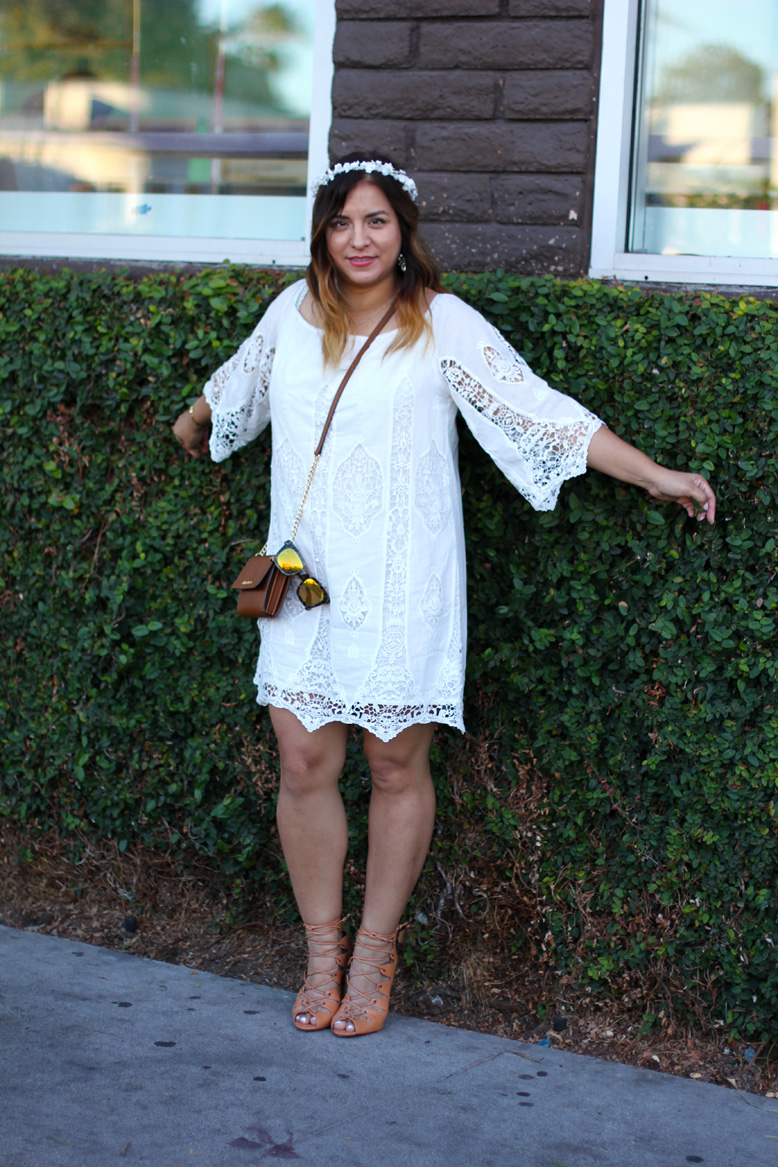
306, 151, 442, 368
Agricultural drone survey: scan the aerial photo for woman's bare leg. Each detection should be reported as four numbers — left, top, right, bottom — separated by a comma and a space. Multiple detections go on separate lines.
270, 706, 350, 1028
361, 722, 437, 931
332, 721, 436, 1033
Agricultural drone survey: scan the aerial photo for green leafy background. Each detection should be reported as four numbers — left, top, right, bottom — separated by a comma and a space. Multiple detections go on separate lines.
1, 267, 776, 1041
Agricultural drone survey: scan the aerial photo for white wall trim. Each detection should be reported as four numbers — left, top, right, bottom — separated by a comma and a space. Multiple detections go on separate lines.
589, 0, 778, 288
589, 0, 638, 279
304, 0, 337, 252
0, 232, 310, 265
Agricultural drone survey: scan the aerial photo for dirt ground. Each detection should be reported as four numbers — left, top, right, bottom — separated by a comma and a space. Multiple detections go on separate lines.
1, 823, 776, 1100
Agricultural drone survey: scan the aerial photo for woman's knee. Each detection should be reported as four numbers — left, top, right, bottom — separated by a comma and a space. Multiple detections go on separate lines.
278, 744, 344, 796
363, 725, 434, 794
271, 708, 347, 796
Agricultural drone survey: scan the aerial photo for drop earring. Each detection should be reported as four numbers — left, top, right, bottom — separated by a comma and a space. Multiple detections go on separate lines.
397, 253, 407, 273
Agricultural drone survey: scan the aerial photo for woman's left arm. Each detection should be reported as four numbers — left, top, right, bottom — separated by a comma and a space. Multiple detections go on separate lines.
586, 426, 716, 524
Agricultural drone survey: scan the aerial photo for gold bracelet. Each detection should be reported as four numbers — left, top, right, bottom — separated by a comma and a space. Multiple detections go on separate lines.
189, 402, 203, 426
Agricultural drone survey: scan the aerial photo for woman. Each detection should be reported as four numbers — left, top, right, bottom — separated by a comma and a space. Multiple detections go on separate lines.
173, 152, 715, 1037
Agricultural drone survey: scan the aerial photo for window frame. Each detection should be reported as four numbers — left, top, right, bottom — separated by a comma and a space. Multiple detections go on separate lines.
589, 0, 778, 287
0, 0, 335, 266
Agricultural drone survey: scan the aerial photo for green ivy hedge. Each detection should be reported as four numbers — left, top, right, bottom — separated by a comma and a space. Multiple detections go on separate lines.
1, 266, 776, 1042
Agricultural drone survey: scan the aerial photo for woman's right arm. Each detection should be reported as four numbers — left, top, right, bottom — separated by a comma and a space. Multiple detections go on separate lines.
173, 395, 212, 458
171, 279, 302, 463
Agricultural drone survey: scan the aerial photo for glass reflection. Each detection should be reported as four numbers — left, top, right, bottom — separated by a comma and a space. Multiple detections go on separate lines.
630, 0, 778, 258
0, 0, 313, 235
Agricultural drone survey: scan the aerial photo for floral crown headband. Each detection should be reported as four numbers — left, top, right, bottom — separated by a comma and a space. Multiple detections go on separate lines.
311, 160, 418, 202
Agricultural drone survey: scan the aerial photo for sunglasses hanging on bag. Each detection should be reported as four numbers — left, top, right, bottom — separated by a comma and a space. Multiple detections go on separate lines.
231, 301, 397, 618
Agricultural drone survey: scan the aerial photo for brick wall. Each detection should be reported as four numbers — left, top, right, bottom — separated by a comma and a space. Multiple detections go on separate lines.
330, 0, 604, 275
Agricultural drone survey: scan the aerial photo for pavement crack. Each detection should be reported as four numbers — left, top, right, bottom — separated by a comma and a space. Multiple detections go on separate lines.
440, 1047, 545, 1081
75, 1023, 122, 1038
504, 1048, 545, 1064
292, 1052, 510, 1144
439, 1050, 506, 1080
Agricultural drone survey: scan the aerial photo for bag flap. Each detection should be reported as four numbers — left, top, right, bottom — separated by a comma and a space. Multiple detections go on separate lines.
231, 554, 274, 591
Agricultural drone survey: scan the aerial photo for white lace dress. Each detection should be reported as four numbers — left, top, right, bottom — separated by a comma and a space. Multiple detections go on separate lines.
204, 280, 603, 741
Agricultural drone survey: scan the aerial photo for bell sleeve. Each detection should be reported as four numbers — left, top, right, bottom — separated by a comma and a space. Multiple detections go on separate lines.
436, 296, 604, 511
203, 280, 301, 462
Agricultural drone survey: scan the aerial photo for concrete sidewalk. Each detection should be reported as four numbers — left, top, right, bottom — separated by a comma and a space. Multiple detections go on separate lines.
1, 925, 776, 1167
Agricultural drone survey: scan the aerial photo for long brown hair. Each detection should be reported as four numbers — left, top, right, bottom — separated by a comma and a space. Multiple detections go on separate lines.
306, 152, 442, 367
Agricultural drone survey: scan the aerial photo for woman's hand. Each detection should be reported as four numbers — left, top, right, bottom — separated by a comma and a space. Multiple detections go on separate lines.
586, 426, 716, 524
173, 399, 211, 458
644, 466, 716, 523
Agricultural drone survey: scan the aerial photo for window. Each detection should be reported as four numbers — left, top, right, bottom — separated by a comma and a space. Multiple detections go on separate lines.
0, 0, 335, 263
590, 0, 778, 285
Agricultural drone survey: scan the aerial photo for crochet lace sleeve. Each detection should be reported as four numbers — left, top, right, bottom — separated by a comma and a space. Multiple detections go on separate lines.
436, 297, 604, 511
203, 282, 298, 462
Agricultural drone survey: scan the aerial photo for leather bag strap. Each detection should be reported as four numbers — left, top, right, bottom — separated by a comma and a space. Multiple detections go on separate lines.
256, 299, 397, 557
314, 301, 397, 456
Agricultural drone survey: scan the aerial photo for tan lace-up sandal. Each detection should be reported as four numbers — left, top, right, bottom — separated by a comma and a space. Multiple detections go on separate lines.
292, 918, 350, 1031
331, 927, 398, 1037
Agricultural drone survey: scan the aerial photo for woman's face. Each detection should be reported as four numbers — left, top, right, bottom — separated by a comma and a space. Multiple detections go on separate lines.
325, 180, 403, 293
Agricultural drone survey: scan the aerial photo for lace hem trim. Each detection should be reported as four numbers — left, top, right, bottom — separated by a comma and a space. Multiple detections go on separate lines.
256, 681, 465, 742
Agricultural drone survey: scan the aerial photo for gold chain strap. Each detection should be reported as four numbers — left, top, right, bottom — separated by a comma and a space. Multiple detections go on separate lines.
291, 453, 320, 541
257, 452, 320, 557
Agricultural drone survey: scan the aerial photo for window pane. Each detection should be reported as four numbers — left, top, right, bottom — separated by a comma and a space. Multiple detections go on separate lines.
630, 0, 778, 258
0, 0, 314, 240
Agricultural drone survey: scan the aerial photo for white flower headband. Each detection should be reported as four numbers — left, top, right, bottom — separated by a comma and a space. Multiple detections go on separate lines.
311, 160, 418, 202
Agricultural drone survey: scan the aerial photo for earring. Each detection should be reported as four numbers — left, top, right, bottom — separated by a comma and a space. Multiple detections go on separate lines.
397, 253, 407, 273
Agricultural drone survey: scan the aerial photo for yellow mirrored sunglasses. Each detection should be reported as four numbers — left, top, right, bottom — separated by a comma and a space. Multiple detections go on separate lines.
272, 541, 329, 610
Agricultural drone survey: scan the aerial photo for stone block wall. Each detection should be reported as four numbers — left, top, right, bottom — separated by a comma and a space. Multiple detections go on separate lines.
330, 0, 604, 275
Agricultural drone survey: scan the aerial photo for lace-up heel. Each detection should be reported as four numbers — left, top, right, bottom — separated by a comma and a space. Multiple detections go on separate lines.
331, 927, 398, 1037
293, 918, 350, 1031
